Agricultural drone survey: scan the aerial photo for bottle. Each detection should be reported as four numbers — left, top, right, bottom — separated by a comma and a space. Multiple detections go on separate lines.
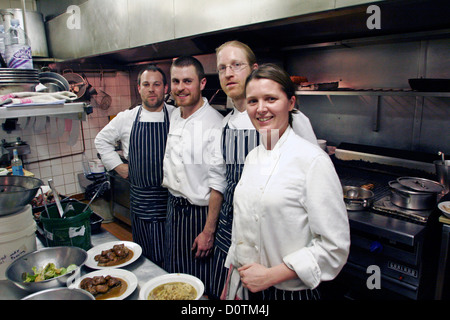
0, 25, 6, 63
4, 19, 33, 69
82, 152, 91, 176
11, 149, 24, 176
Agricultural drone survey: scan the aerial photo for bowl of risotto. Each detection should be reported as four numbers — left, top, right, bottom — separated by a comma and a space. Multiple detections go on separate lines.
139, 273, 204, 300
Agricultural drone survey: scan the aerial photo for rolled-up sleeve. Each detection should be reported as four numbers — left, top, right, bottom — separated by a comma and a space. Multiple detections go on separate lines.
207, 125, 226, 194
94, 114, 126, 171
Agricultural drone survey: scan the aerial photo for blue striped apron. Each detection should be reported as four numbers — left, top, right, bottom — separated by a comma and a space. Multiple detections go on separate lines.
164, 195, 211, 292
129, 105, 169, 268
209, 119, 259, 299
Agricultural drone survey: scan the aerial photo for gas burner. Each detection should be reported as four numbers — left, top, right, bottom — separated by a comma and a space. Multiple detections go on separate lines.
372, 196, 432, 224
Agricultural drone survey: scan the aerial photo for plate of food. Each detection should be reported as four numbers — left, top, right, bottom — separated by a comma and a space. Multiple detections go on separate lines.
70, 268, 138, 300
139, 273, 204, 300
85, 241, 142, 269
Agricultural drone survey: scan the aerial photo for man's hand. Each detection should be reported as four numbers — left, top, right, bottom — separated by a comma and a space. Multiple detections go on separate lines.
114, 163, 129, 179
192, 230, 214, 259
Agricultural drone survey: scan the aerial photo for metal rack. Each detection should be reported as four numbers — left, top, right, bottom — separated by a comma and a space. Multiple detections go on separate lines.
295, 90, 450, 97
0, 102, 88, 120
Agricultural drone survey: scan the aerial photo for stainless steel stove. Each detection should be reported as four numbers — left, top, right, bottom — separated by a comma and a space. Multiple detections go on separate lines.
324, 143, 442, 300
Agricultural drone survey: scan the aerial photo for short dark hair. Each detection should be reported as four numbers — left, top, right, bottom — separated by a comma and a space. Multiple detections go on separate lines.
171, 56, 205, 80
137, 65, 167, 86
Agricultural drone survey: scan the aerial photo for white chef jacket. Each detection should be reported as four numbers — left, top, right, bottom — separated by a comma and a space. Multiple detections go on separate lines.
291, 110, 318, 146
94, 104, 175, 171
162, 98, 226, 206
225, 126, 350, 291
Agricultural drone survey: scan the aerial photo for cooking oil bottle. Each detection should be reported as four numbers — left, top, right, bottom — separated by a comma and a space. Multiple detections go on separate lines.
11, 148, 24, 175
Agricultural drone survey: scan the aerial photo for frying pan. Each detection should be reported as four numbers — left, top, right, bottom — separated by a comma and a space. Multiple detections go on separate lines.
62, 70, 87, 99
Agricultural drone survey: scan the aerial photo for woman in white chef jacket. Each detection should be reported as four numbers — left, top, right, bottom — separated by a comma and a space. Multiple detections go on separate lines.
223, 64, 350, 300
210, 40, 320, 300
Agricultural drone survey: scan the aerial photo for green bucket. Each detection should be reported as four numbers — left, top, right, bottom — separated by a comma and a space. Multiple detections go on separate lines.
40, 201, 93, 250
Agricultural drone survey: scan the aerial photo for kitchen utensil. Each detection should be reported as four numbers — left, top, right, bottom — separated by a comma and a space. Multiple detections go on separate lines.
48, 179, 64, 218
38, 71, 70, 92
397, 177, 444, 194
82, 180, 110, 213
434, 152, 449, 194
22, 288, 95, 300
343, 185, 374, 211
388, 180, 440, 210
62, 70, 87, 99
95, 71, 111, 110
5, 246, 88, 293
439, 151, 445, 163
0, 176, 44, 216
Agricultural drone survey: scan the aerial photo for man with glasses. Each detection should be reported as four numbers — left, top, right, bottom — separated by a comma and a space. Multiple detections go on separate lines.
209, 41, 318, 299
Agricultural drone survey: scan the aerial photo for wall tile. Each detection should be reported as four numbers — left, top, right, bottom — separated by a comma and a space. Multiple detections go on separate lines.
3, 70, 132, 196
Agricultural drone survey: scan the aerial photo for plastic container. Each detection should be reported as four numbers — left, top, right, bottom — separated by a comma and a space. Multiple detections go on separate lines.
40, 201, 93, 250
89, 159, 105, 174
0, 205, 37, 280
4, 19, 33, 69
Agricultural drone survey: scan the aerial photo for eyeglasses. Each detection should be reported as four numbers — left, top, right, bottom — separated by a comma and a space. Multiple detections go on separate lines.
217, 62, 248, 74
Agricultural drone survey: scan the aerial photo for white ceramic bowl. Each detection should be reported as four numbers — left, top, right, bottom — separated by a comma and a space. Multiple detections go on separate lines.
139, 273, 204, 300
438, 201, 450, 218
317, 139, 327, 151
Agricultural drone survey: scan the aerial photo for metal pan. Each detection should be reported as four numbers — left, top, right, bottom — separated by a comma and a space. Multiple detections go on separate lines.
38, 72, 70, 92
62, 70, 87, 99
343, 185, 374, 211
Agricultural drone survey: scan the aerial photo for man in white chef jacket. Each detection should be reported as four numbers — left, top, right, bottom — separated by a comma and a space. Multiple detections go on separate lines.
95, 65, 175, 268
162, 56, 226, 296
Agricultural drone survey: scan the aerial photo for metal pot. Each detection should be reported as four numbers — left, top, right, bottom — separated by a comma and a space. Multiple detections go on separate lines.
388, 177, 443, 210
0, 9, 49, 57
343, 185, 374, 211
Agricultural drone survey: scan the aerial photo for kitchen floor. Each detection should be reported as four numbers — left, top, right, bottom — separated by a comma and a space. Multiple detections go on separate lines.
101, 219, 133, 241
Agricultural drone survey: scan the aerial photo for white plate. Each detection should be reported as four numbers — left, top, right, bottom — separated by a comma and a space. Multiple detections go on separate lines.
438, 201, 450, 218
85, 241, 142, 269
139, 273, 204, 300
69, 269, 138, 300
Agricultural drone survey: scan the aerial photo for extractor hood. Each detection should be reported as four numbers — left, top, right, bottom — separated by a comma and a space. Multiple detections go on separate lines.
44, 0, 450, 69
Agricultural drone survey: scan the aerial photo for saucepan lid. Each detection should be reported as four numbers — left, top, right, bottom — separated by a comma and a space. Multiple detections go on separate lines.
397, 177, 443, 194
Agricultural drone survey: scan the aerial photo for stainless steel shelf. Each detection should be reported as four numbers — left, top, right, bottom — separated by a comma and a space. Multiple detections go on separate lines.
295, 90, 450, 97
0, 102, 87, 120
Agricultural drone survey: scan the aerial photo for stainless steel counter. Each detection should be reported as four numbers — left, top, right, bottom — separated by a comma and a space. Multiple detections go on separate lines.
0, 228, 167, 300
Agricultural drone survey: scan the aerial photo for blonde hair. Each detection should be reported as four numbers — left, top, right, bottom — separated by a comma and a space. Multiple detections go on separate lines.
215, 40, 257, 66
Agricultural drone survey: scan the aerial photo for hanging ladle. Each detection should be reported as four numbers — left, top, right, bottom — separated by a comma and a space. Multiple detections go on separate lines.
438, 151, 445, 164
82, 180, 110, 213
48, 179, 64, 218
